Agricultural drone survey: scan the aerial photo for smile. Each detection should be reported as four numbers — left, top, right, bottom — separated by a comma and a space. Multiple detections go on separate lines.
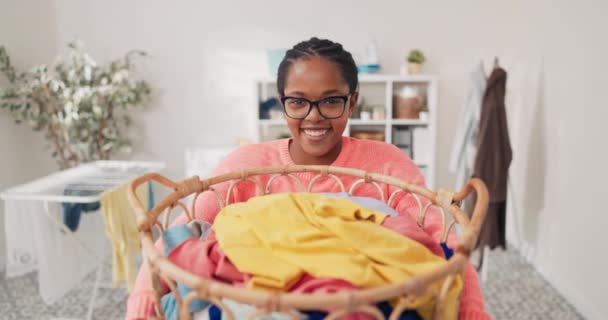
301, 128, 331, 140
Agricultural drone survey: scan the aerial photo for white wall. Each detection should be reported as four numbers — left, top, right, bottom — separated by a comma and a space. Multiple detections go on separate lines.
0, 0, 58, 270
52, 0, 515, 183
504, 1, 608, 319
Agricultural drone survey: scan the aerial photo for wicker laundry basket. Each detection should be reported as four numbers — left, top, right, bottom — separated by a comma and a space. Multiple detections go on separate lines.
128, 165, 488, 320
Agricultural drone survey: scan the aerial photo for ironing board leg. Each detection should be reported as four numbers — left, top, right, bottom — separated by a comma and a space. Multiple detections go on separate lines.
85, 263, 104, 320
481, 246, 490, 283
41, 201, 107, 320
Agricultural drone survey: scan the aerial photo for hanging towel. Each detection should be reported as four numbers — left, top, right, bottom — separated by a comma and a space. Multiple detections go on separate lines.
474, 67, 512, 250
100, 182, 149, 292
449, 62, 487, 191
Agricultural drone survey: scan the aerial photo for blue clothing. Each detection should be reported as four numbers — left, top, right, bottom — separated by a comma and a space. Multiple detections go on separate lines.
62, 182, 154, 232
160, 224, 210, 320
440, 242, 454, 259
320, 192, 399, 217
62, 184, 101, 232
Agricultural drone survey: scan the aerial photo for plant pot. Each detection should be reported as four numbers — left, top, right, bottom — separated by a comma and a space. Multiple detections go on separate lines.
408, 62, 423, 75
393, 95, 423, 119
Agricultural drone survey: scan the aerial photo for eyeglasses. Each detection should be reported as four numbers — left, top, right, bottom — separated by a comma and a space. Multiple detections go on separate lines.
280, 95, 350, 120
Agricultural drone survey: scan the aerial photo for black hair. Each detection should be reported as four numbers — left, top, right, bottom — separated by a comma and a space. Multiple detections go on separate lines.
277, 37, 358, 96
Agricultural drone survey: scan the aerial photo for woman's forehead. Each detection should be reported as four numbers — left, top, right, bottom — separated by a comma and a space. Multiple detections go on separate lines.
284, 57, 349, 96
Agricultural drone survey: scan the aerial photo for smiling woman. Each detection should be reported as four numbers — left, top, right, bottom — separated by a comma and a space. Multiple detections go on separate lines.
127, 37, 490, 320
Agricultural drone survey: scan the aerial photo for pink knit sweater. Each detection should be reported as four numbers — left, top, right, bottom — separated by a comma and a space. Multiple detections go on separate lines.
126, 137, 490, 319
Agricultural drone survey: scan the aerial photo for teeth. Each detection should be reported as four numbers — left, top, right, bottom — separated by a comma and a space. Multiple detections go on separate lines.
303, 129, 329, 137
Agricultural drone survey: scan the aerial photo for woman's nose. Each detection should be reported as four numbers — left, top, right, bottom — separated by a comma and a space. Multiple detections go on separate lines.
305, 104, 323, 122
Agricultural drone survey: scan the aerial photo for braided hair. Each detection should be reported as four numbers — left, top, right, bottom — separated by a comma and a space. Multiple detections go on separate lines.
277, 37, 358, 95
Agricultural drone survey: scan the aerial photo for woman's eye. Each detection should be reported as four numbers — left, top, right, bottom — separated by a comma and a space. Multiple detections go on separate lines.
288, 98, 307, 106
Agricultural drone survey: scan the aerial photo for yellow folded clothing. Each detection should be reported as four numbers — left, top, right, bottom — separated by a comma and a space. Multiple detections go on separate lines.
213, 192, 462, 319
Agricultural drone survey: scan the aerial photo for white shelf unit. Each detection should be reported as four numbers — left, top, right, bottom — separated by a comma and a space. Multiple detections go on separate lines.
255, 75, 437, 189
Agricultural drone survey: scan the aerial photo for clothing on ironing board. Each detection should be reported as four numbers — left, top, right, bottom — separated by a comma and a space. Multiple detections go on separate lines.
62, 183, 101, 231
100, 182, 150, 292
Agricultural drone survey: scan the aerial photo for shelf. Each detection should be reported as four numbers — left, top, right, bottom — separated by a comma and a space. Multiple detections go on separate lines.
391, 119, 429, 126
349, 119, 387, 125
259, 119, 286, 125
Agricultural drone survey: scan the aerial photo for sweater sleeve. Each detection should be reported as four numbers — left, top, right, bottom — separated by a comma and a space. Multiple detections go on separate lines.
383, 146, 490, 319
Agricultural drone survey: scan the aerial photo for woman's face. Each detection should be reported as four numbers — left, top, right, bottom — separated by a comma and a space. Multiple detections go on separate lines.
282, 56, 358, 164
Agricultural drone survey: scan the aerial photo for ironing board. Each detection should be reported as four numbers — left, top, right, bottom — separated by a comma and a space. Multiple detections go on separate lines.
0, 160, 165, 320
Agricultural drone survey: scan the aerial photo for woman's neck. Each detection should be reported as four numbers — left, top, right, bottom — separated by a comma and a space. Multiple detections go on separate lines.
288, 140, 342, 165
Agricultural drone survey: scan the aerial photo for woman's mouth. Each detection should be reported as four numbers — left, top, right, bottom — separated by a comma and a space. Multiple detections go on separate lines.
301, 128, 331, 141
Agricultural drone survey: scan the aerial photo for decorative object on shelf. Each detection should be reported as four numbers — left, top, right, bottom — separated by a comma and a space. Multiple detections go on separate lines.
269, 108, 283, 120
371, 105, 386, 120
259, 97, 283, 120
356, 40, 381, 74
267, 49, 287, 75
359, 105, 372, 121
407, 49, 426, 75
357, 64, 380, 74
0, 41, 151, 169
351, 131, 385, 141
392, 127, 413, 145
393, 86, 423, 119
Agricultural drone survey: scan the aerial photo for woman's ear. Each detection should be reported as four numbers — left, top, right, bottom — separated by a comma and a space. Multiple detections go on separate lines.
348, 92, 359, 116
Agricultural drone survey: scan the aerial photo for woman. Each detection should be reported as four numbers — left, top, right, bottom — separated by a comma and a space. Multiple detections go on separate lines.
127, 37, 489, 319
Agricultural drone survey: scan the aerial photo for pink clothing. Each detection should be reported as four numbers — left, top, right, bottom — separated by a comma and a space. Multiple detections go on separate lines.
127, 137, 490, 320
381, 215, 445, 258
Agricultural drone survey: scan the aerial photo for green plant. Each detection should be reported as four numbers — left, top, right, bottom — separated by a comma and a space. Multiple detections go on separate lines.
0, 41, 151, 169
407, 49, 426, 64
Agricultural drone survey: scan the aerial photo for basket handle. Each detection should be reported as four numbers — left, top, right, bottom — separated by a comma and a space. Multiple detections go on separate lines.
451, 178, 489, 255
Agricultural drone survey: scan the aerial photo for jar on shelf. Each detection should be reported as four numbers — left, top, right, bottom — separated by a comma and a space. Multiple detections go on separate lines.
371, 105, 385, 120
393, 86, 423, 119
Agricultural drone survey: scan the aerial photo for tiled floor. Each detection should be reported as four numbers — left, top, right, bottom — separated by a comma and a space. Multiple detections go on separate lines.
0, 248, 585, 319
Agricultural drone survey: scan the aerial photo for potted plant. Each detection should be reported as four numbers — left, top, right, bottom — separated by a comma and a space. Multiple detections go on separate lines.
0, 41, 151, 169
407, 49, 426, 75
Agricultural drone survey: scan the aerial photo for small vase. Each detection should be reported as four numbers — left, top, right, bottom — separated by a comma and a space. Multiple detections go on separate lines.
408, 63, 423, 75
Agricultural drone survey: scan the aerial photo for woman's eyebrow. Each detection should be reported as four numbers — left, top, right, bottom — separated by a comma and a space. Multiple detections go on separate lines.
321, 89, 342, 95
285, 89, 344, 97
285, 91, 306, 96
